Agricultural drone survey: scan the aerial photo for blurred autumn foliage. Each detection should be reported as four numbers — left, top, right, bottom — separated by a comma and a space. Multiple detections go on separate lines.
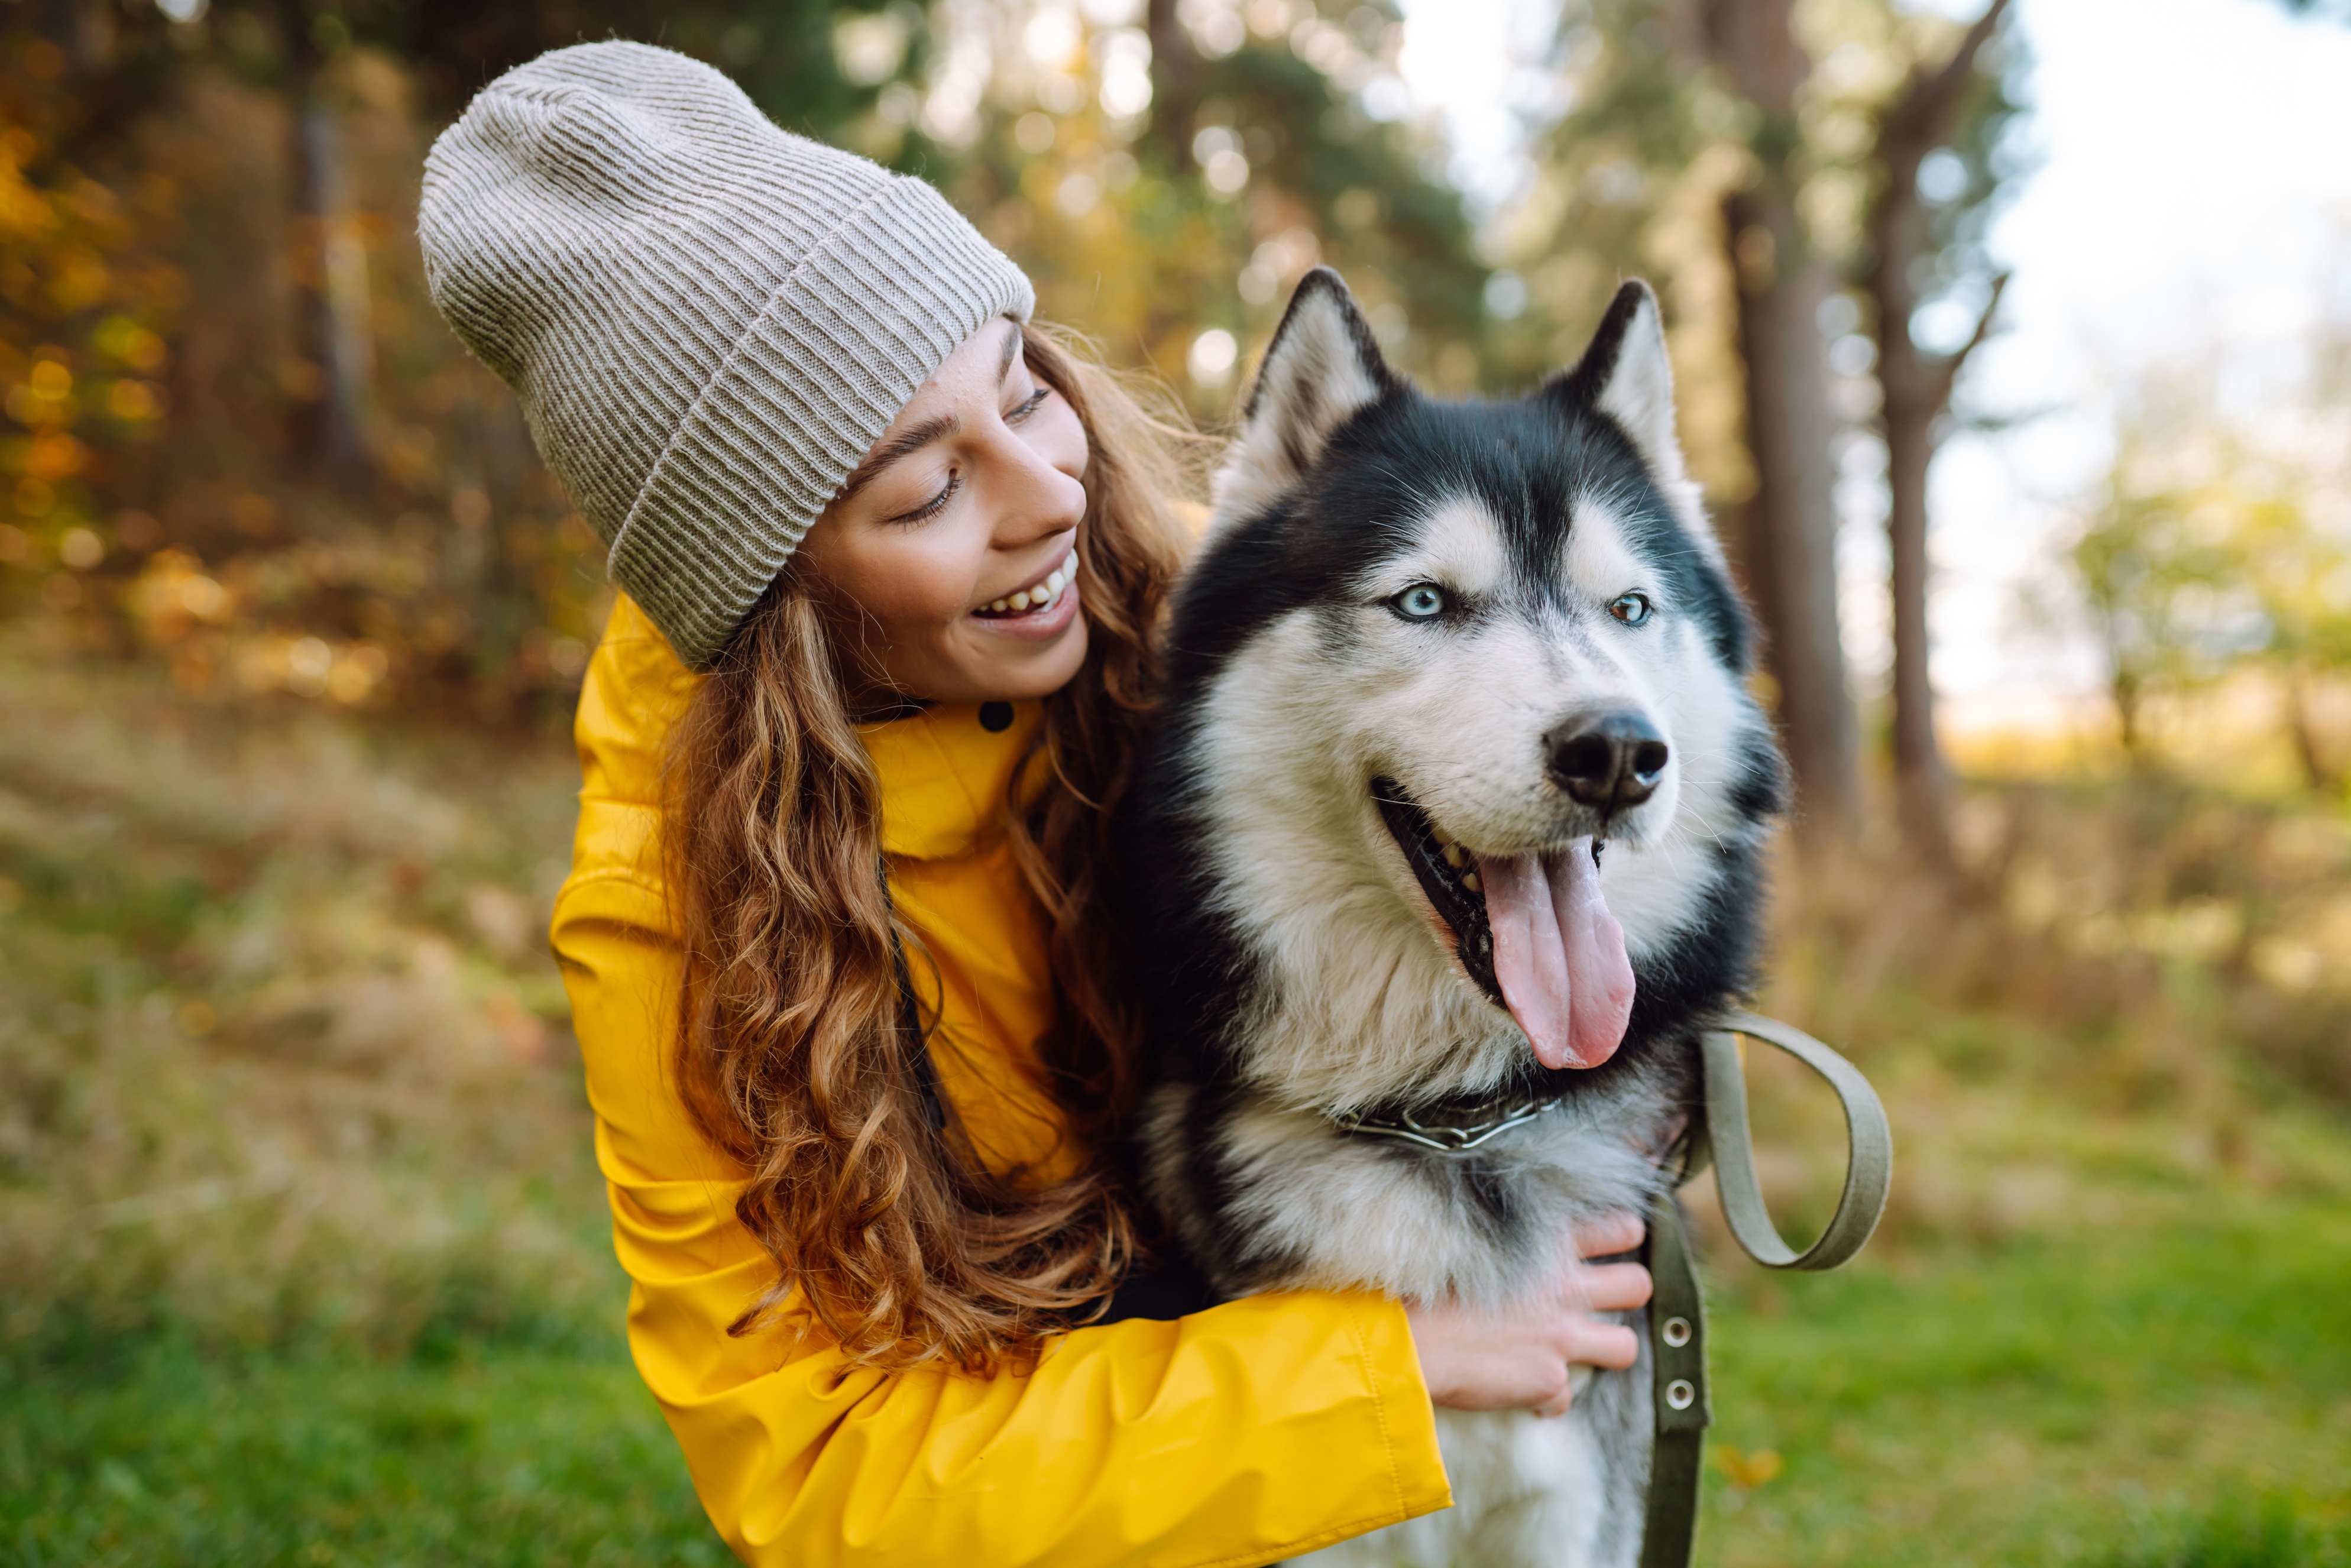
0, 0, 1500, 728
0, 21, 599, 721
1, 0, 2343, 811
2062, 372, 2351, 790
1, 36, 184, 627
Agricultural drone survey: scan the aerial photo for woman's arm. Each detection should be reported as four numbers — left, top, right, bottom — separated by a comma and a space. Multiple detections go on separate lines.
555, 859, 1450, 1568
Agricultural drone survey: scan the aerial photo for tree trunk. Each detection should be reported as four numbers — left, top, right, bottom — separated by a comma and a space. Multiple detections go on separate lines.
1145, 0, 1204, 168
1703, 0, 1858, 838
68, 0, 115, 74
1883, 408, 1946, 850
284, 19, 371, 475
2285, 675, 2342, 794
1862, 0, 2009, 864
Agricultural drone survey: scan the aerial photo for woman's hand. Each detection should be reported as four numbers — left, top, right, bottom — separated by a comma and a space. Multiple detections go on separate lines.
1403, 1210, 1652, 1418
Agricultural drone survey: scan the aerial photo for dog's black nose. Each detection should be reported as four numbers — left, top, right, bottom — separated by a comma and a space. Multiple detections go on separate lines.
1545, 711, 1669, 812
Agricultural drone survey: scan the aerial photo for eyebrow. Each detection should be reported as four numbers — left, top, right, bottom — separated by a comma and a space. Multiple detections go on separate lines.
834, 413, 958, 504
832, 319, 1025, 506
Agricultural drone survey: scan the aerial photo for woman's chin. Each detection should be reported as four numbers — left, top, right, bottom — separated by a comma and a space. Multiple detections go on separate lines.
935, 587, 1087, 699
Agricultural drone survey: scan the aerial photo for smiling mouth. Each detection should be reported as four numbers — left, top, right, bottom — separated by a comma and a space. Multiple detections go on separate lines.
1372, 778, 1503, 1007
973, 547, 1077, 619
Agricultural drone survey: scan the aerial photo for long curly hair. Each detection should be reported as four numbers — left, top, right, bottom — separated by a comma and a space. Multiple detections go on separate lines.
663, 325, 1194, 1373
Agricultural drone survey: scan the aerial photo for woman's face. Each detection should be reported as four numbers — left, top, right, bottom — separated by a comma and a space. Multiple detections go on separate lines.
795, 318, 1091, 704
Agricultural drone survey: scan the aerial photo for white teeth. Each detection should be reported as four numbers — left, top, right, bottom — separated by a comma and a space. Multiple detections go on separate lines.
981, 549, 1077, 615
1461, 870, 1482, 893
1440, 843, 1468, 869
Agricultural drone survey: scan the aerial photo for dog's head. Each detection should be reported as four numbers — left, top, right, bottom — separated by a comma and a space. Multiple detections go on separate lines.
1161, 269, 1781, 1089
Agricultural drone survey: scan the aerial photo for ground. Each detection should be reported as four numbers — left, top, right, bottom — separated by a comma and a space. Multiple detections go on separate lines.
3, 640, 2346, 1567
11, 1181, 2346, 1567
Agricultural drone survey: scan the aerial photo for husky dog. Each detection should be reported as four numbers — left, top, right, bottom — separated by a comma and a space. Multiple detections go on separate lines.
1122, 270, 1785, 1568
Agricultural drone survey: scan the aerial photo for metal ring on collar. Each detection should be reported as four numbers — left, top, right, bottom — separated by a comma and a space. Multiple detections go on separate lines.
1328, 1091, 1555, 1153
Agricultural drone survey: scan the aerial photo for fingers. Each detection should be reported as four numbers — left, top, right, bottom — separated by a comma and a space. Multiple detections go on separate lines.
1409, 1247, 1657, 1420
1571, 1209, 1646, 1260
1565, 1319, 1640, 1371
1573, 1261, 1653, 1314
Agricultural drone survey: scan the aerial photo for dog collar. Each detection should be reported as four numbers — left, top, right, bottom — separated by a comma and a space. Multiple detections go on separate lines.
1327, 1084, 1562, 1153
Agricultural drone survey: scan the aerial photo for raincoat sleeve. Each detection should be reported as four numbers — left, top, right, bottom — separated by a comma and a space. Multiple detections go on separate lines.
549, 601, 1451, 1568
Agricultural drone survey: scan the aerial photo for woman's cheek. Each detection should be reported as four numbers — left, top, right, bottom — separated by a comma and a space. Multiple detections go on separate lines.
911, 518, 998, 627
826, 532, 948, 640
893, 549, 983, 631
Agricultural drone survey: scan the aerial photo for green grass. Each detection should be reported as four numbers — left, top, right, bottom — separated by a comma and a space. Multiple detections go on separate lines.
2, 1330, 728, 1567
9, 1190, 2345, 1567
5, 648, 2347, 1564
1698, 1191, 2351, 1567
2090, 1496, 2351, 1568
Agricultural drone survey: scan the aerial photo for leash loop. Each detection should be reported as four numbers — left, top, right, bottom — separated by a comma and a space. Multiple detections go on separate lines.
1698, 1012, 1892, 1272
1641, 1014, 1890, 1568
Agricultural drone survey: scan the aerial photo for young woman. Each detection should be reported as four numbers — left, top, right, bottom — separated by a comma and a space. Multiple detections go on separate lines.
422, 41, 1650, 1566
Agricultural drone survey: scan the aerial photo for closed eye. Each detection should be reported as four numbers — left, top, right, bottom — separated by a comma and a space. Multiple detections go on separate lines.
1006, 387, 1051, 423
887, 470, 960, 526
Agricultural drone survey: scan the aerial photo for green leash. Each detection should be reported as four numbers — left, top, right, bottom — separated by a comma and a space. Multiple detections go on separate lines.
1637, 1013, 1893, 1568
1639, 1190, 1711, 1568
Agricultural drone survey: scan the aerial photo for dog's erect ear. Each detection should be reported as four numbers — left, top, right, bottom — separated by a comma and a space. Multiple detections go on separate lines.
1546, 280, 1728, 566
1212, 267, 1399, 520
1546, 280, 1687, 490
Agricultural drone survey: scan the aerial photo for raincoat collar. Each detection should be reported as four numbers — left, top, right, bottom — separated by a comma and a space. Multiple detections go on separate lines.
861, 700, 1044, 861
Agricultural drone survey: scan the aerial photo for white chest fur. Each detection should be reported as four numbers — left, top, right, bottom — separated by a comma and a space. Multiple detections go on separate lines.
1295, 1386, 1653, 1568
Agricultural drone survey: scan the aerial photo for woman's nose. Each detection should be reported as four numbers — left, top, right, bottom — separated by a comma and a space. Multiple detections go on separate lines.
988, 429, 1086, 547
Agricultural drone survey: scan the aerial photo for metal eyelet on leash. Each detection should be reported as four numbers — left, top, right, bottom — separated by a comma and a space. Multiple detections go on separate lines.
1639, 1014, 1893, 1568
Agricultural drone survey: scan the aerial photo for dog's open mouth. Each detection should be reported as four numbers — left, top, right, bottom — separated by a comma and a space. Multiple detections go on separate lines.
1374, 779, 1501, 998
1373, 777, 1637, 1071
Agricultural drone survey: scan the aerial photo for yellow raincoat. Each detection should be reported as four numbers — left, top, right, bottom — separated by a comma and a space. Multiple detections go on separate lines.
549, 595, 1451, 1567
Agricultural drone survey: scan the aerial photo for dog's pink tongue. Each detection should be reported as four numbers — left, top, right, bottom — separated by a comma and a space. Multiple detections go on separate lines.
1476, 838, 1636, 1070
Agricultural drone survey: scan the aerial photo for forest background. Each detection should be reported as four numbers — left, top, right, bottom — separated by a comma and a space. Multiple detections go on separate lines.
1, 0, 2347, 1562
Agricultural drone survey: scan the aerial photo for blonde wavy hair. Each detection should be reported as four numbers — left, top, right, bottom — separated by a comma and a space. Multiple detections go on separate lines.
663, 325, 1196, 1372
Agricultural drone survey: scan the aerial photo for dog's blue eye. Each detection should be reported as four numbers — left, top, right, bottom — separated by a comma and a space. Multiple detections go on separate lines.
1390, 584, 1450, 621
1608, 592, 1653, 627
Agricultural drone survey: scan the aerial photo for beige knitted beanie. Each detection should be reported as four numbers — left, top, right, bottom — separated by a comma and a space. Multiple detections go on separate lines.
418, 41, 1035, 669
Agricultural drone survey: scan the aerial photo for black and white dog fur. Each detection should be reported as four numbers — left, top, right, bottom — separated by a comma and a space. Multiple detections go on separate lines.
1122, 271, 1785, 1567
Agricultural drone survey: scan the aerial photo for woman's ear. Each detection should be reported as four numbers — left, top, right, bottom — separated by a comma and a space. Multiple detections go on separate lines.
1210, 267, 1399, 523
